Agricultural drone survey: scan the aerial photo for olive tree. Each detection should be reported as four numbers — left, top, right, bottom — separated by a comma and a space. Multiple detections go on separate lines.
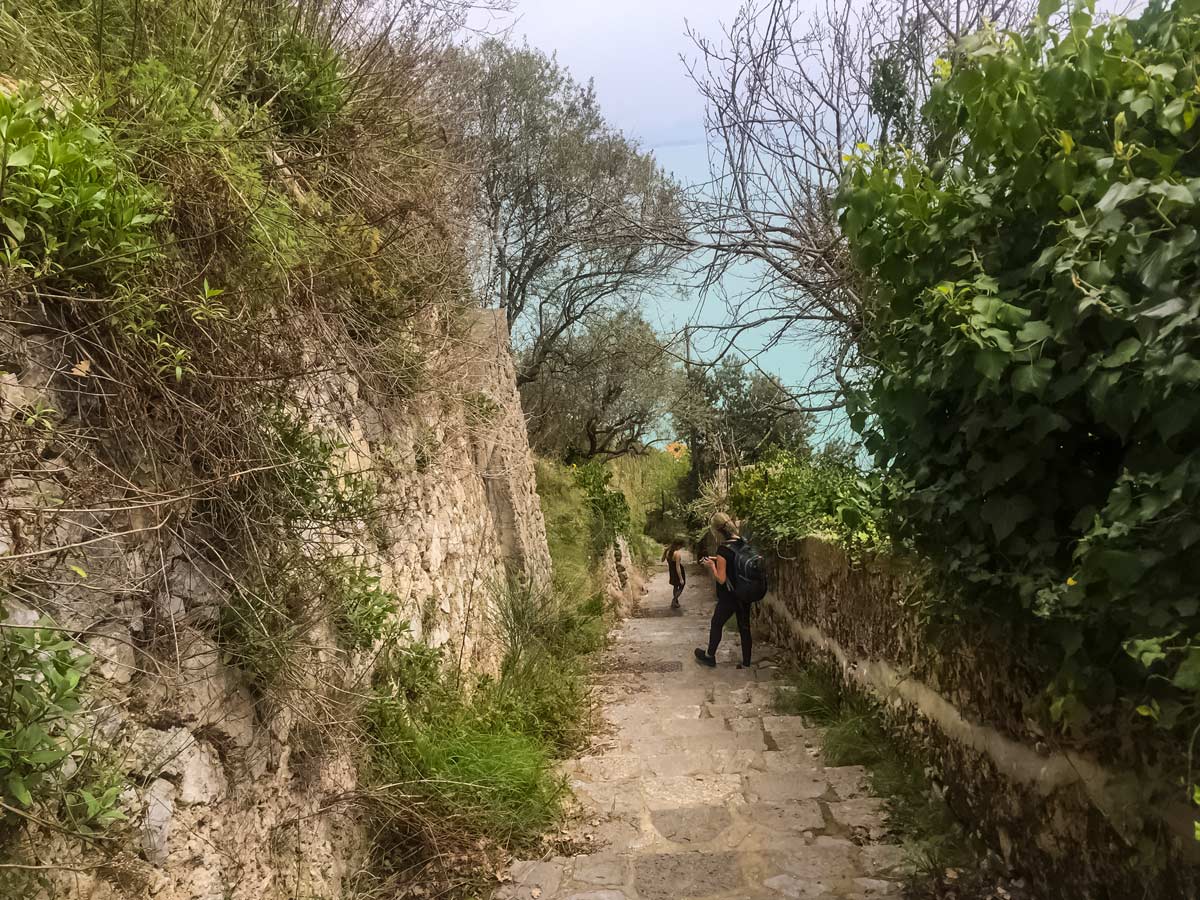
520, 311, 679, 461
674, 358, 814, 493
458, 40, 685, 386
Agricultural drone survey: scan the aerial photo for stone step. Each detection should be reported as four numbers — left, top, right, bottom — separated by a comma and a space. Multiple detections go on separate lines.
495, 572, 910, 900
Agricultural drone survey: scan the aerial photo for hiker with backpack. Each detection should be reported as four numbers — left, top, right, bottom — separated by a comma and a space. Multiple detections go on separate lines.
694, 512, 767, 669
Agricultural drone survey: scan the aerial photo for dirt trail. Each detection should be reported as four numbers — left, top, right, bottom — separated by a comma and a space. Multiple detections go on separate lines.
496, 564, 909, 900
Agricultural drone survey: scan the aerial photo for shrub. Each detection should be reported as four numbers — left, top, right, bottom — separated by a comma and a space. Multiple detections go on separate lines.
481, 579, 600, 753
573, 461, 632, 557
234, 31, 347, 135
729, 448, 885, 552
365, 691, 562, 845
0, 615, 124, 835
839, 1, 1200, 737
536, 458, 596, 591
608, 447, 691, 543
362, 578, 598, 862
328, 562, 399, 651
0, 87, 159, 290
773, 667, 844, 723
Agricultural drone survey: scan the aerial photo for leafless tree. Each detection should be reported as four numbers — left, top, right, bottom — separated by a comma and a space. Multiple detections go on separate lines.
683, 0, 1036, 410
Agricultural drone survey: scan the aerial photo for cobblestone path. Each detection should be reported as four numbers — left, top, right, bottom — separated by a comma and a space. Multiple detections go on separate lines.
496, 565, 909, 900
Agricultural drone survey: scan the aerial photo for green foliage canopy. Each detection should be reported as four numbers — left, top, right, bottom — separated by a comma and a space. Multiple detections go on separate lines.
729, 448, 884, 552
839, 0, 1200, 734
675, 359, 814, 490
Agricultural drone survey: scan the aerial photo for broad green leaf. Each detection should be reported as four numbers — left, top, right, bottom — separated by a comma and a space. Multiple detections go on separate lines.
1124, 636, 1169, 667
1013, 361, 1053, 394
5, 144, 35, 167
1172, 648, 1200, 692
1101, 337, 1141, 368
2, 216, 26, 243
25, 747, 68, 765
1148, 181, 1194, 205
974, 350, 1008, 381
1095, 178, 1148, 213
1088, 548, 1147, 588
1140, 298, 1184, 318
1017, 320, 1054, 343
6, 774, 33, 807
1037, 0, 1062, 18
980, 495, 1034, 542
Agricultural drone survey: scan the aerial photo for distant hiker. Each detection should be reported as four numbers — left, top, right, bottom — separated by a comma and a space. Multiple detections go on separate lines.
694, 512, 766, 670
663, 539, 686, 608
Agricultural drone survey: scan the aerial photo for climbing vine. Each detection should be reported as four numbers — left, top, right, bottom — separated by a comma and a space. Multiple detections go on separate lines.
839, 0, 1200, 739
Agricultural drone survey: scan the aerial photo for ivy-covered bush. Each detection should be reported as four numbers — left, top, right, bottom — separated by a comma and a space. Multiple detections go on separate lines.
573, 462, 632, 557
839, 0, 1199, 735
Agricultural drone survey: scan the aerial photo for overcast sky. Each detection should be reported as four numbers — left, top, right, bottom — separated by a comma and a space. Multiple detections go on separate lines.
471, 0, 731, 181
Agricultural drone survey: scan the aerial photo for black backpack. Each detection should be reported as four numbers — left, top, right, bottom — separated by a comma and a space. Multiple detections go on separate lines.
727, 537, 768, 605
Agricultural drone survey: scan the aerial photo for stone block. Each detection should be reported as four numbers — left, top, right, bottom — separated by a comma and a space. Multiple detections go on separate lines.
743, 772, 828, 803
650, 805, 734, 844
570, 853, 627, 887
642, 774, 743, 811
141, 779, 176, 865
632, 851, 744, 900
499, 859, 566, 900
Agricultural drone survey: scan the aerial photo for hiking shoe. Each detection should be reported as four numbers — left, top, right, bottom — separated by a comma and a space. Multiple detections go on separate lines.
670, 600, 680, 609
694, 648, 716, 667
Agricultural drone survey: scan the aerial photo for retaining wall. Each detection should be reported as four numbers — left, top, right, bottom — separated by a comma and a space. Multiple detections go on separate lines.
758, 537, 1198, 900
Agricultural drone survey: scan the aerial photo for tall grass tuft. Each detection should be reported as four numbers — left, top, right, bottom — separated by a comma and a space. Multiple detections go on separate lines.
360, 578, 604, 892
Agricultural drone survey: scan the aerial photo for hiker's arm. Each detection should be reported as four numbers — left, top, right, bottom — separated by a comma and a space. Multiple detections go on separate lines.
709, 554, 727, 584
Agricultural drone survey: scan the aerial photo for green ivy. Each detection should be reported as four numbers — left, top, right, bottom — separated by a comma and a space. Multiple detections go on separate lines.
572, 462, 632, 556
839, 0, 1200, 737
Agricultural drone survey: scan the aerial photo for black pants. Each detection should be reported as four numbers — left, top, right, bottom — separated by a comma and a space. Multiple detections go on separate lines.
671, 583, 684, 604
708, 595, 751, 666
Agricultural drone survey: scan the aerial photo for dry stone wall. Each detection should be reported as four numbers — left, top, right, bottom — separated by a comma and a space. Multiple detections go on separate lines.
0, 308, 550, 900
600, 535, 645, 615
758, 537, 1199, 900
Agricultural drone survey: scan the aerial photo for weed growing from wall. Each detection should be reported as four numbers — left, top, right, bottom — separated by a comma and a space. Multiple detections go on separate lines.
0, 615, 125, 835
0, 89, 160, 289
